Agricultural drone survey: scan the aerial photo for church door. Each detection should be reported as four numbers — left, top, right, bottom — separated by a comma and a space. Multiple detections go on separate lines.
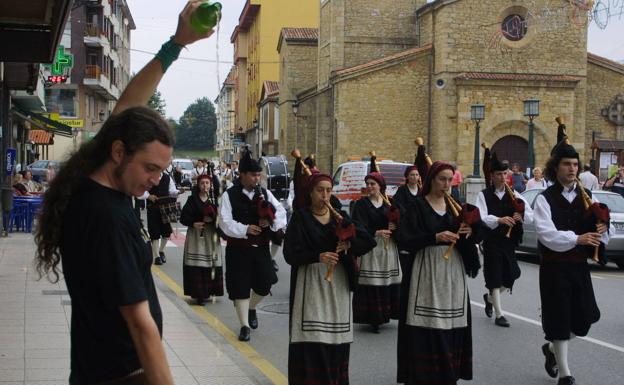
492, 135, 528, 169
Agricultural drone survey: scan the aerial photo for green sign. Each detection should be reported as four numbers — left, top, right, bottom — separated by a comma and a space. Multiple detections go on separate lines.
49, 45, 74, 76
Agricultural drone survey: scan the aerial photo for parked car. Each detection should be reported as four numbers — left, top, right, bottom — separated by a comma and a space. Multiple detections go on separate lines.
172, 158, 194, 187
331, 159, 411, 213
26, 160, 61, 183
518, 188, 624, 270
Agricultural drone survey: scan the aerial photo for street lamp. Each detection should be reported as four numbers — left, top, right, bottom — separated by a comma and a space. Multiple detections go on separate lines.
292, 100, 300, 149
253, 119, 260, 156
470, 103, 485, 177
524, 98, 540, 173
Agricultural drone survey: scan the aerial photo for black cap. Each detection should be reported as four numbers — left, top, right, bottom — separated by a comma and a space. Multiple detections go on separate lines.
490, 151, 508, 172
239, 149, 262, 173
550, 122, 579, 159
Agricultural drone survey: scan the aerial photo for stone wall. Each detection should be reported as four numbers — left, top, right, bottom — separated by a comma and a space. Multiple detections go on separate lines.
448, 79, 582, 176
333, 54, 431, 169
421, 0, 588, 76
318, 0, 423, 88
586, 61, 624, 141
279, 39, 319, 166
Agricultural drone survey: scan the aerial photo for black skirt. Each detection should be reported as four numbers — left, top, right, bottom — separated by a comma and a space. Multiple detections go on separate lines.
183, 265, 223, 299
539, 261, 600, 340
352, 284, 400, 325
396, 307, 473, 385
482, 239, 520, 290
288, 343, 350, 385
146, 205, 172, 240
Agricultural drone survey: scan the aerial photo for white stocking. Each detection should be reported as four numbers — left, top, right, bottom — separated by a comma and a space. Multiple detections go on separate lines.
491, 288, 504, 318
151, 240, 159, 259
553, 340, 571, 378
234, 299, 250, 327
159, 237, 168, 252
250, 291, 264, 310
270, 243, 281, 259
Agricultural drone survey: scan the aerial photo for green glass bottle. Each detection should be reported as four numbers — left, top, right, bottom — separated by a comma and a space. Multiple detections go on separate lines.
190, 1, 222, 34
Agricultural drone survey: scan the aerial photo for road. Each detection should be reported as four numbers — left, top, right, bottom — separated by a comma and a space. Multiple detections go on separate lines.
155, 193, 624, 384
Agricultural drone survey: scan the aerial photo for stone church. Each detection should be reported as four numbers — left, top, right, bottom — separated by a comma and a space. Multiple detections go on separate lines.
277, 0, 624, 179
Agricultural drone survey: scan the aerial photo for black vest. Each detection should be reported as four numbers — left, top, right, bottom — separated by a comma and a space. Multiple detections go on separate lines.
226, 183, 270, 226
538, 183, 595, 259
149, 173, 171, 198
482, 186, 523, 244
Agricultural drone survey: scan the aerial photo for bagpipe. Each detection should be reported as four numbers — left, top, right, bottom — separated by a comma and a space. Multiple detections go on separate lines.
577, 177, 609, 263
368, 151, 400, 251
253, 183, 284, 244
415, 137, 482, 260
324, 201, 357, 283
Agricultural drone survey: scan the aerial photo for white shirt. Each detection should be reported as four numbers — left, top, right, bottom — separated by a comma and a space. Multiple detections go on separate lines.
137, 173, 178, 200
219, 186, 287, 239
192, 167, 207, 180
475, 186, 534, 230
526, 177, 548, 190
534, 184, 612, 252
578, 171, 599, 191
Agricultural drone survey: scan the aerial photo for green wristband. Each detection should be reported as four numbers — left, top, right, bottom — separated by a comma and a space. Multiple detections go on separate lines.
155, 37, 183, 72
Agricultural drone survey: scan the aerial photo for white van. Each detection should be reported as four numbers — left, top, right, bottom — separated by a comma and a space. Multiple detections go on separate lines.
331, 159, 412, 213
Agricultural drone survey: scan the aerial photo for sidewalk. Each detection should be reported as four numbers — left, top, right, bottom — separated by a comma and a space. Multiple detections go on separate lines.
0, 233, 259, 385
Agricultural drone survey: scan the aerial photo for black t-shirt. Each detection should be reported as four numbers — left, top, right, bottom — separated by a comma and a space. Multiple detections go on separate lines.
60, 178, 162, 385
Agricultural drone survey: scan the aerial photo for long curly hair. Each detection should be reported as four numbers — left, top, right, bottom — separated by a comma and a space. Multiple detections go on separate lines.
34, 107, 175, 282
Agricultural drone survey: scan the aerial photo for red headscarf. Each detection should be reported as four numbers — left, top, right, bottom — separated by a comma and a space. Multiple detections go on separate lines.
365, 172, 387, 193
421, 161, 455, 196
304, 173, 333, 208
197, 174, 212, 184
403, 165, 419, 179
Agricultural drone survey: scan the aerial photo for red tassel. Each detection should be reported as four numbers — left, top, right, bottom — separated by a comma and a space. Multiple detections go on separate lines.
257, 200, 276, 221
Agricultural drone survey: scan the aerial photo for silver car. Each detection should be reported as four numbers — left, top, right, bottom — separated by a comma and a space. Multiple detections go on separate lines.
518, 188, 624, 270
26, 160, 61, 183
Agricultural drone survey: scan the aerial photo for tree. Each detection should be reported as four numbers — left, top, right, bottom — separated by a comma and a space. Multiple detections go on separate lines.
148, 90, 166, 117
174, 97, 217, 150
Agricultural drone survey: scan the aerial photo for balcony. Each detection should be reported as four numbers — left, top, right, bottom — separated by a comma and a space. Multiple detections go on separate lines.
84, 23, 107, 48
84, 65, 119, 100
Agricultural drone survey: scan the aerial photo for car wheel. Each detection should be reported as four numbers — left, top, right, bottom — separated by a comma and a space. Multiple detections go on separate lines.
616, 262, 624, 270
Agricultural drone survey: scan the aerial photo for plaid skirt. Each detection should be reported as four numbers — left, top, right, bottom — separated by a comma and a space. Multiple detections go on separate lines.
183, 265, 224, 299
288, 343, 350, 385
352, 284, 400, 325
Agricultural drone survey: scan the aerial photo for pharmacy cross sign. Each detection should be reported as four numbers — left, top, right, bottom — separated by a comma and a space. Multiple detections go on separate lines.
50, 46, 73, 76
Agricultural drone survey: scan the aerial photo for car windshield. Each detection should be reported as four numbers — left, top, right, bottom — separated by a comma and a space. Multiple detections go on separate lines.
175, 161, 193, 170
366, 163, 408, 185
30, 161, 47, 168
595, 192, 624, 213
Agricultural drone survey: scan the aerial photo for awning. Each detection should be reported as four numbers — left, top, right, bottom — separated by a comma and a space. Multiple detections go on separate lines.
11, 108, 73, 137
29, 130, 54, 145
591, 140, 624, 151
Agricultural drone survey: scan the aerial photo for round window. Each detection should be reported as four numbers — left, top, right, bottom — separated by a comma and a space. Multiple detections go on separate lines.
501, 14, 527, 41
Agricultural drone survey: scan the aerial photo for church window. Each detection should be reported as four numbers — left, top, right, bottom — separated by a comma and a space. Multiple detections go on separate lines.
501, 14, 527, 41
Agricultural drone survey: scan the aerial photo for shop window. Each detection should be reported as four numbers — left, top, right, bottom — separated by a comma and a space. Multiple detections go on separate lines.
45, 88, 78, 117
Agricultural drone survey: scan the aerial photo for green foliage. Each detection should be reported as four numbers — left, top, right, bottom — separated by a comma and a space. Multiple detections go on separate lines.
148, 90, 167, 117
174, 97, 217, 150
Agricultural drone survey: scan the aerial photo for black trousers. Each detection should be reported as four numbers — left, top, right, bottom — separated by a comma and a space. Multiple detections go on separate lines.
225, 244, 277, 300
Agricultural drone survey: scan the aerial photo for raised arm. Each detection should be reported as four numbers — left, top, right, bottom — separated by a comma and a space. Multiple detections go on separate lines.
112, 1, 213, 115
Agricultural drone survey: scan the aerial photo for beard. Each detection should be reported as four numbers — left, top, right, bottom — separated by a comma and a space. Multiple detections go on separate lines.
113, 156, 132, 193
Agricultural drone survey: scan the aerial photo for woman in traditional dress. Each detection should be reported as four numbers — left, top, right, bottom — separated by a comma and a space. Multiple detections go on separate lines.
180, 174, 223, 305
397, 161, 481, 385
351, 167, 402, 333
284, 172, 376, 385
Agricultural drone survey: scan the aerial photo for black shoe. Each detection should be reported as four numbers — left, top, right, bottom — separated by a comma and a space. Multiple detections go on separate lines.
483, 293, 493, 318
249, 310, 258, 329
195, 298, 206, 306
238, 326, 251, 341
272, 259, 279, 272
154, 256, 163, 266
557, 376, 576, 385
495, 316, 510, 327
542, 343, 558, 378
159, 251, 167, 263
371, 324, 380, 334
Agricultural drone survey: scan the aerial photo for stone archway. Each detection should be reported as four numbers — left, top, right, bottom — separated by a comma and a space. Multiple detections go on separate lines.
492, 135, 528, 169
483, 120, 552, 171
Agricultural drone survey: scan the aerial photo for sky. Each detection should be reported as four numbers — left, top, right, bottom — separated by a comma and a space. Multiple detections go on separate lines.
128, 0, 624, 120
